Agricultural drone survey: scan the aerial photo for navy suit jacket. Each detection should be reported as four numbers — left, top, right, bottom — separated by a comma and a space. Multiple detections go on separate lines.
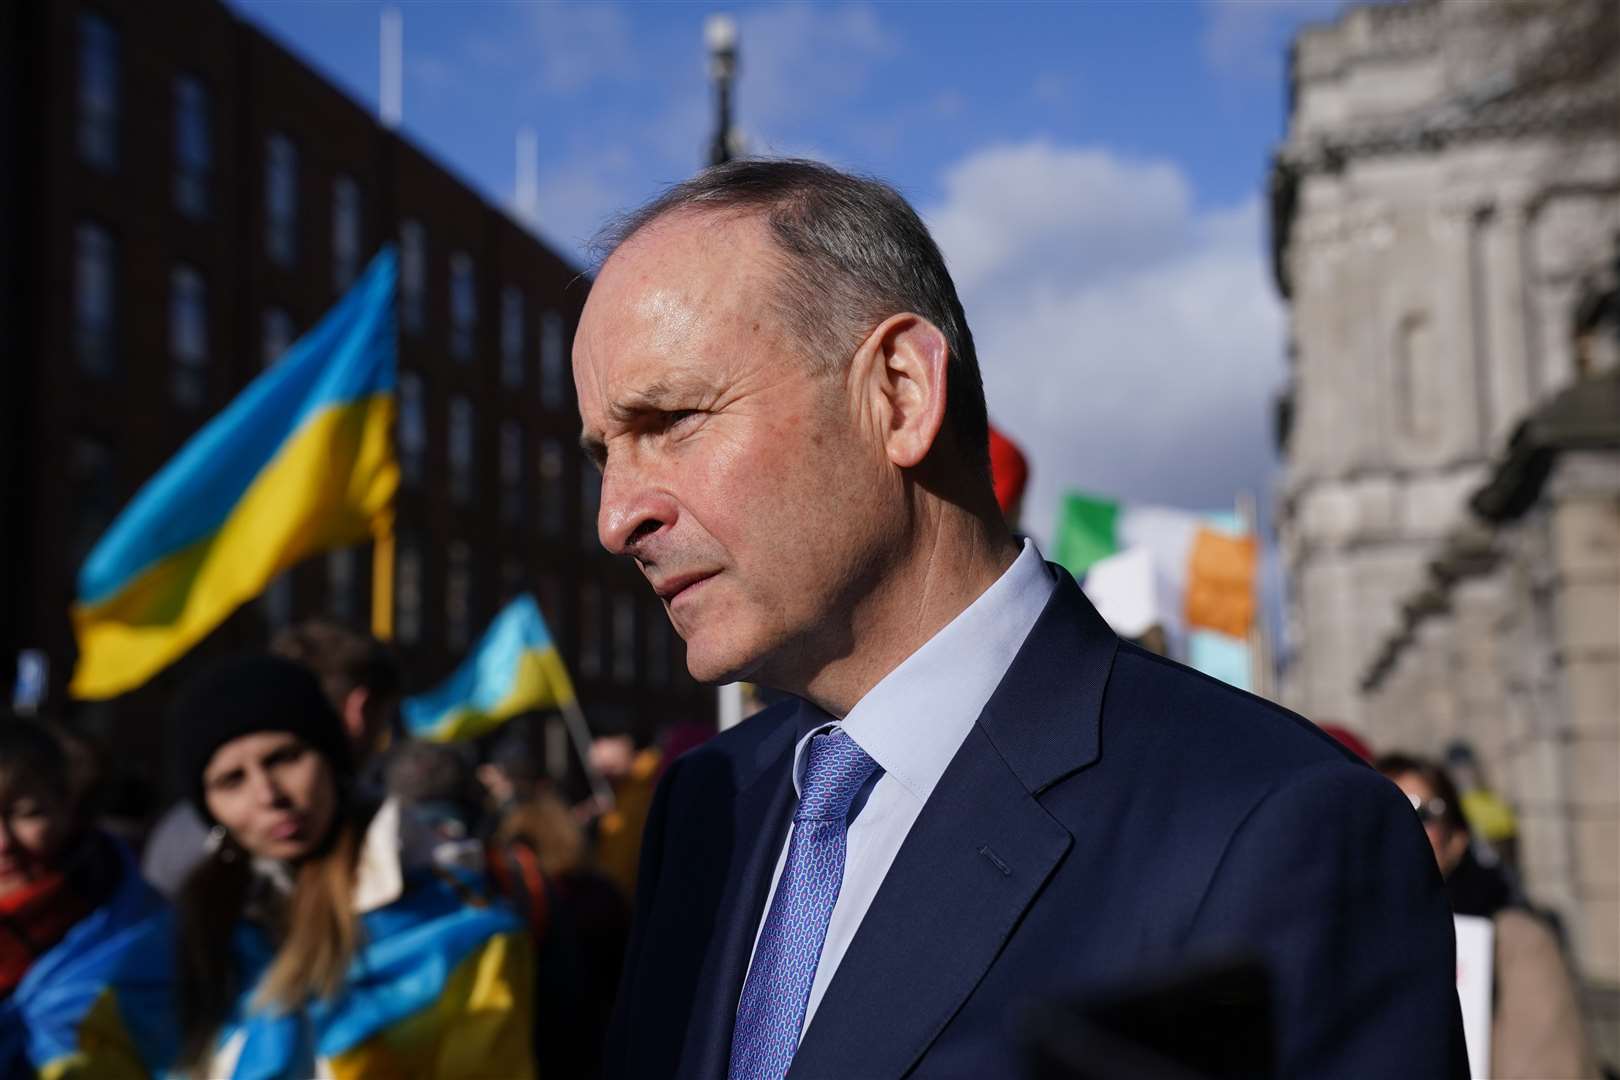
608, 572, 1467, 1078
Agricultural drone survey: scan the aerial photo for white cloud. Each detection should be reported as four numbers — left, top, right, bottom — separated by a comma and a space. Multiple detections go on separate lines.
925, 140, 1286, 548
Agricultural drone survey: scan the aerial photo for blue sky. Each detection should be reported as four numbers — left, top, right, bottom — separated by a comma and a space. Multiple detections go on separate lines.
231, 0, 1347, 636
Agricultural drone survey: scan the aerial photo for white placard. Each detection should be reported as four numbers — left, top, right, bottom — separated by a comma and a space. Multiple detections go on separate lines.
1455, 914, 1494, 1080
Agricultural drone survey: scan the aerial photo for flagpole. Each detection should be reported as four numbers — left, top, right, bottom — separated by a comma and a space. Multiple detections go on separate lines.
371, 529, 395, 641
560, 697, 615, 811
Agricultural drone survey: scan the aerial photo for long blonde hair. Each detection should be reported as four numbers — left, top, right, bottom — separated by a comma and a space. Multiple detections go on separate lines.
176, 805, 369, 1071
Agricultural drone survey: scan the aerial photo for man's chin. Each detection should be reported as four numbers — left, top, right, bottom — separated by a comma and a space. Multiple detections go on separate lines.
683, 640, 765, 687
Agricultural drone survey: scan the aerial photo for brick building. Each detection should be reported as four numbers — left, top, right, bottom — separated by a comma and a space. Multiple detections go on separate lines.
2, 0, 708, 782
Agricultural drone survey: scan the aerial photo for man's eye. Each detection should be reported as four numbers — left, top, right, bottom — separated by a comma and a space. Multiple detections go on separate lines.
667, 410, 700, 429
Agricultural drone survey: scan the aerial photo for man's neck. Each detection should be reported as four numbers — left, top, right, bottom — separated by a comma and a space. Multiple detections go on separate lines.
788, 508, 1021, 718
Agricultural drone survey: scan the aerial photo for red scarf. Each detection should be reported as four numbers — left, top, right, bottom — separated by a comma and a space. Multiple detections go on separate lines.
0, 834, 118, 997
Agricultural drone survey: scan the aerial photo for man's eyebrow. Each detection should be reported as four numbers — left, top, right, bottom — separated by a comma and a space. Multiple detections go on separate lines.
579, 430, 606, 467
579, 372, 715, 466
606, 374, 709, 421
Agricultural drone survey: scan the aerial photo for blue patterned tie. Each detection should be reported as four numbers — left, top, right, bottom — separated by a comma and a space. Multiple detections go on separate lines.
729, 728, 880, 1080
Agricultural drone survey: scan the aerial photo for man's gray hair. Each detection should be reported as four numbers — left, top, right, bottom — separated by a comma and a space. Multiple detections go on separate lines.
594, 158, 991, 473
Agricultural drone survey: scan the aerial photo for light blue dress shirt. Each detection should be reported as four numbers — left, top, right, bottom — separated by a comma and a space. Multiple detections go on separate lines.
743, 538, 1059, 1040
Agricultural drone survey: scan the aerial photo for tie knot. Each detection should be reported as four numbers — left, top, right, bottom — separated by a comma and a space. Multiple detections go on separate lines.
796, 729, 878, 823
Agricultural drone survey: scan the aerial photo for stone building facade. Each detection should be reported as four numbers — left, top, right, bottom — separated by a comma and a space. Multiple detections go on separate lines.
1271, 0, 1619, 1047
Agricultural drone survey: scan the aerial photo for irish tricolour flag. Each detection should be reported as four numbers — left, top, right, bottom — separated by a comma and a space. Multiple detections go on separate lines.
1053, 491, 1258, 687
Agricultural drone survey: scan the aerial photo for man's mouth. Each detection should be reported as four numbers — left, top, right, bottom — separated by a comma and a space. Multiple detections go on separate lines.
654, 571, 718, 606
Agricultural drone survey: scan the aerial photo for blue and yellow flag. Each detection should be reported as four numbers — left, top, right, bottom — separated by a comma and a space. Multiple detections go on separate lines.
219, 870, 534, 1079
402, 594, 575, 742
0, 843, 175, 1079
71, 248, 399, 699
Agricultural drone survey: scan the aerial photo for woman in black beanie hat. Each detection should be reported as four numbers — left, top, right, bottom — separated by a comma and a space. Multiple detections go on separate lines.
166, 654, 537, 1077
168, 654, 365, 1069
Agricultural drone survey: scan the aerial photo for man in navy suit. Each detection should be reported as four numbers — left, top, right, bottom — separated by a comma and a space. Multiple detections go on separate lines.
574, 159, 1466, 1079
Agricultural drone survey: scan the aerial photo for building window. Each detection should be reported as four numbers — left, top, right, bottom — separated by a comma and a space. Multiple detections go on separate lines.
396, 538, 423, 645
172, 75, 212, 219
332, 174, 362, 292
500, 557, 524, 602
169, 265, 208, 408
400, 220, 426, 335
580, 467, 601, 550
449, 252, 476, 362
448, 395, 474, 504
499, 421, 524, 525
612, 593, 636, 684
262, 572, 294, 631
74, 222, 117, 378
327, 547, 357, 623
77, 12, 119, 170
579, 584, 603, 679
399, 372, 426, 486
447, 542, 472, 651
539, 439, 565, 538
646, 600, 671, 686
265, 133, 299, 268
538, 575, 565, 652
69, 435, 118, 566
262, 307, 294, 368
540, 311, 567, 409
501, 286, 525, 388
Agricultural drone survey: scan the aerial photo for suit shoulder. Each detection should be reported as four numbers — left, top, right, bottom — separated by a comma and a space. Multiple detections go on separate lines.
1104, 642, 1368, 781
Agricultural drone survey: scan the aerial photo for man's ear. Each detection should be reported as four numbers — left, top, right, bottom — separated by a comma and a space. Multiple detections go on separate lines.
855, 312, 949, 469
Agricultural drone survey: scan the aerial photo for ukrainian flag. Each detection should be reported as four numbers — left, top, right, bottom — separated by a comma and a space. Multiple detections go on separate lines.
70, 248, 399, 700
402, 594, 575, 742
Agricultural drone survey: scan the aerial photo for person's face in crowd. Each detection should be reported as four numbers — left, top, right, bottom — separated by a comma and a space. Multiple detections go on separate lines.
589, 735, 637, 782
1389, 770, 1470, 879
0, 778, 71, 898
575, 212, 901, 687
203, 732, 338, 862
341, 685, 399, 760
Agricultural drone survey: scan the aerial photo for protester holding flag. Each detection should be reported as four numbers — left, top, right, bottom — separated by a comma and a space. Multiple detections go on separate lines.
0, 713, 169, 1079
160, 654, 536, 1078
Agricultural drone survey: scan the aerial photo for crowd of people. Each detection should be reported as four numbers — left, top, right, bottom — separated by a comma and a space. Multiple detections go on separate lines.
3, 153, 1612, 1079
0, 619, 667, 1079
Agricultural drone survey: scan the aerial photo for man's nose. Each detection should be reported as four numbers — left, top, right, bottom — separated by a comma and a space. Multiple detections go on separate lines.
596, 463, 677, 557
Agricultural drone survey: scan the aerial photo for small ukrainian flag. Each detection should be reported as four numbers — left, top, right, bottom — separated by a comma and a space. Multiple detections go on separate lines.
70, 248, 399, 700
402, 594, 577, 742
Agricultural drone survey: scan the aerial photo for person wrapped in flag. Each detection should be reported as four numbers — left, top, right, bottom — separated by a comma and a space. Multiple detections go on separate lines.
0, 714, 171, 1079
95, 655, 538, 1079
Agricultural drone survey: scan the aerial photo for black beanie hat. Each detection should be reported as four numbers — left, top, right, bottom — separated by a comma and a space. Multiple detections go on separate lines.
169, 653, 354, 824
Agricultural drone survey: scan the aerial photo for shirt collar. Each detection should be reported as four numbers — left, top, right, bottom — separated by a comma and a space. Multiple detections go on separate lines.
790, 539, 1057, 802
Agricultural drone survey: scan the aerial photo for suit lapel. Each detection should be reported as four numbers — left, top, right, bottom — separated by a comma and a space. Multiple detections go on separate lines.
681, 704, 803, 1080
788, 572, 1118, 1078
